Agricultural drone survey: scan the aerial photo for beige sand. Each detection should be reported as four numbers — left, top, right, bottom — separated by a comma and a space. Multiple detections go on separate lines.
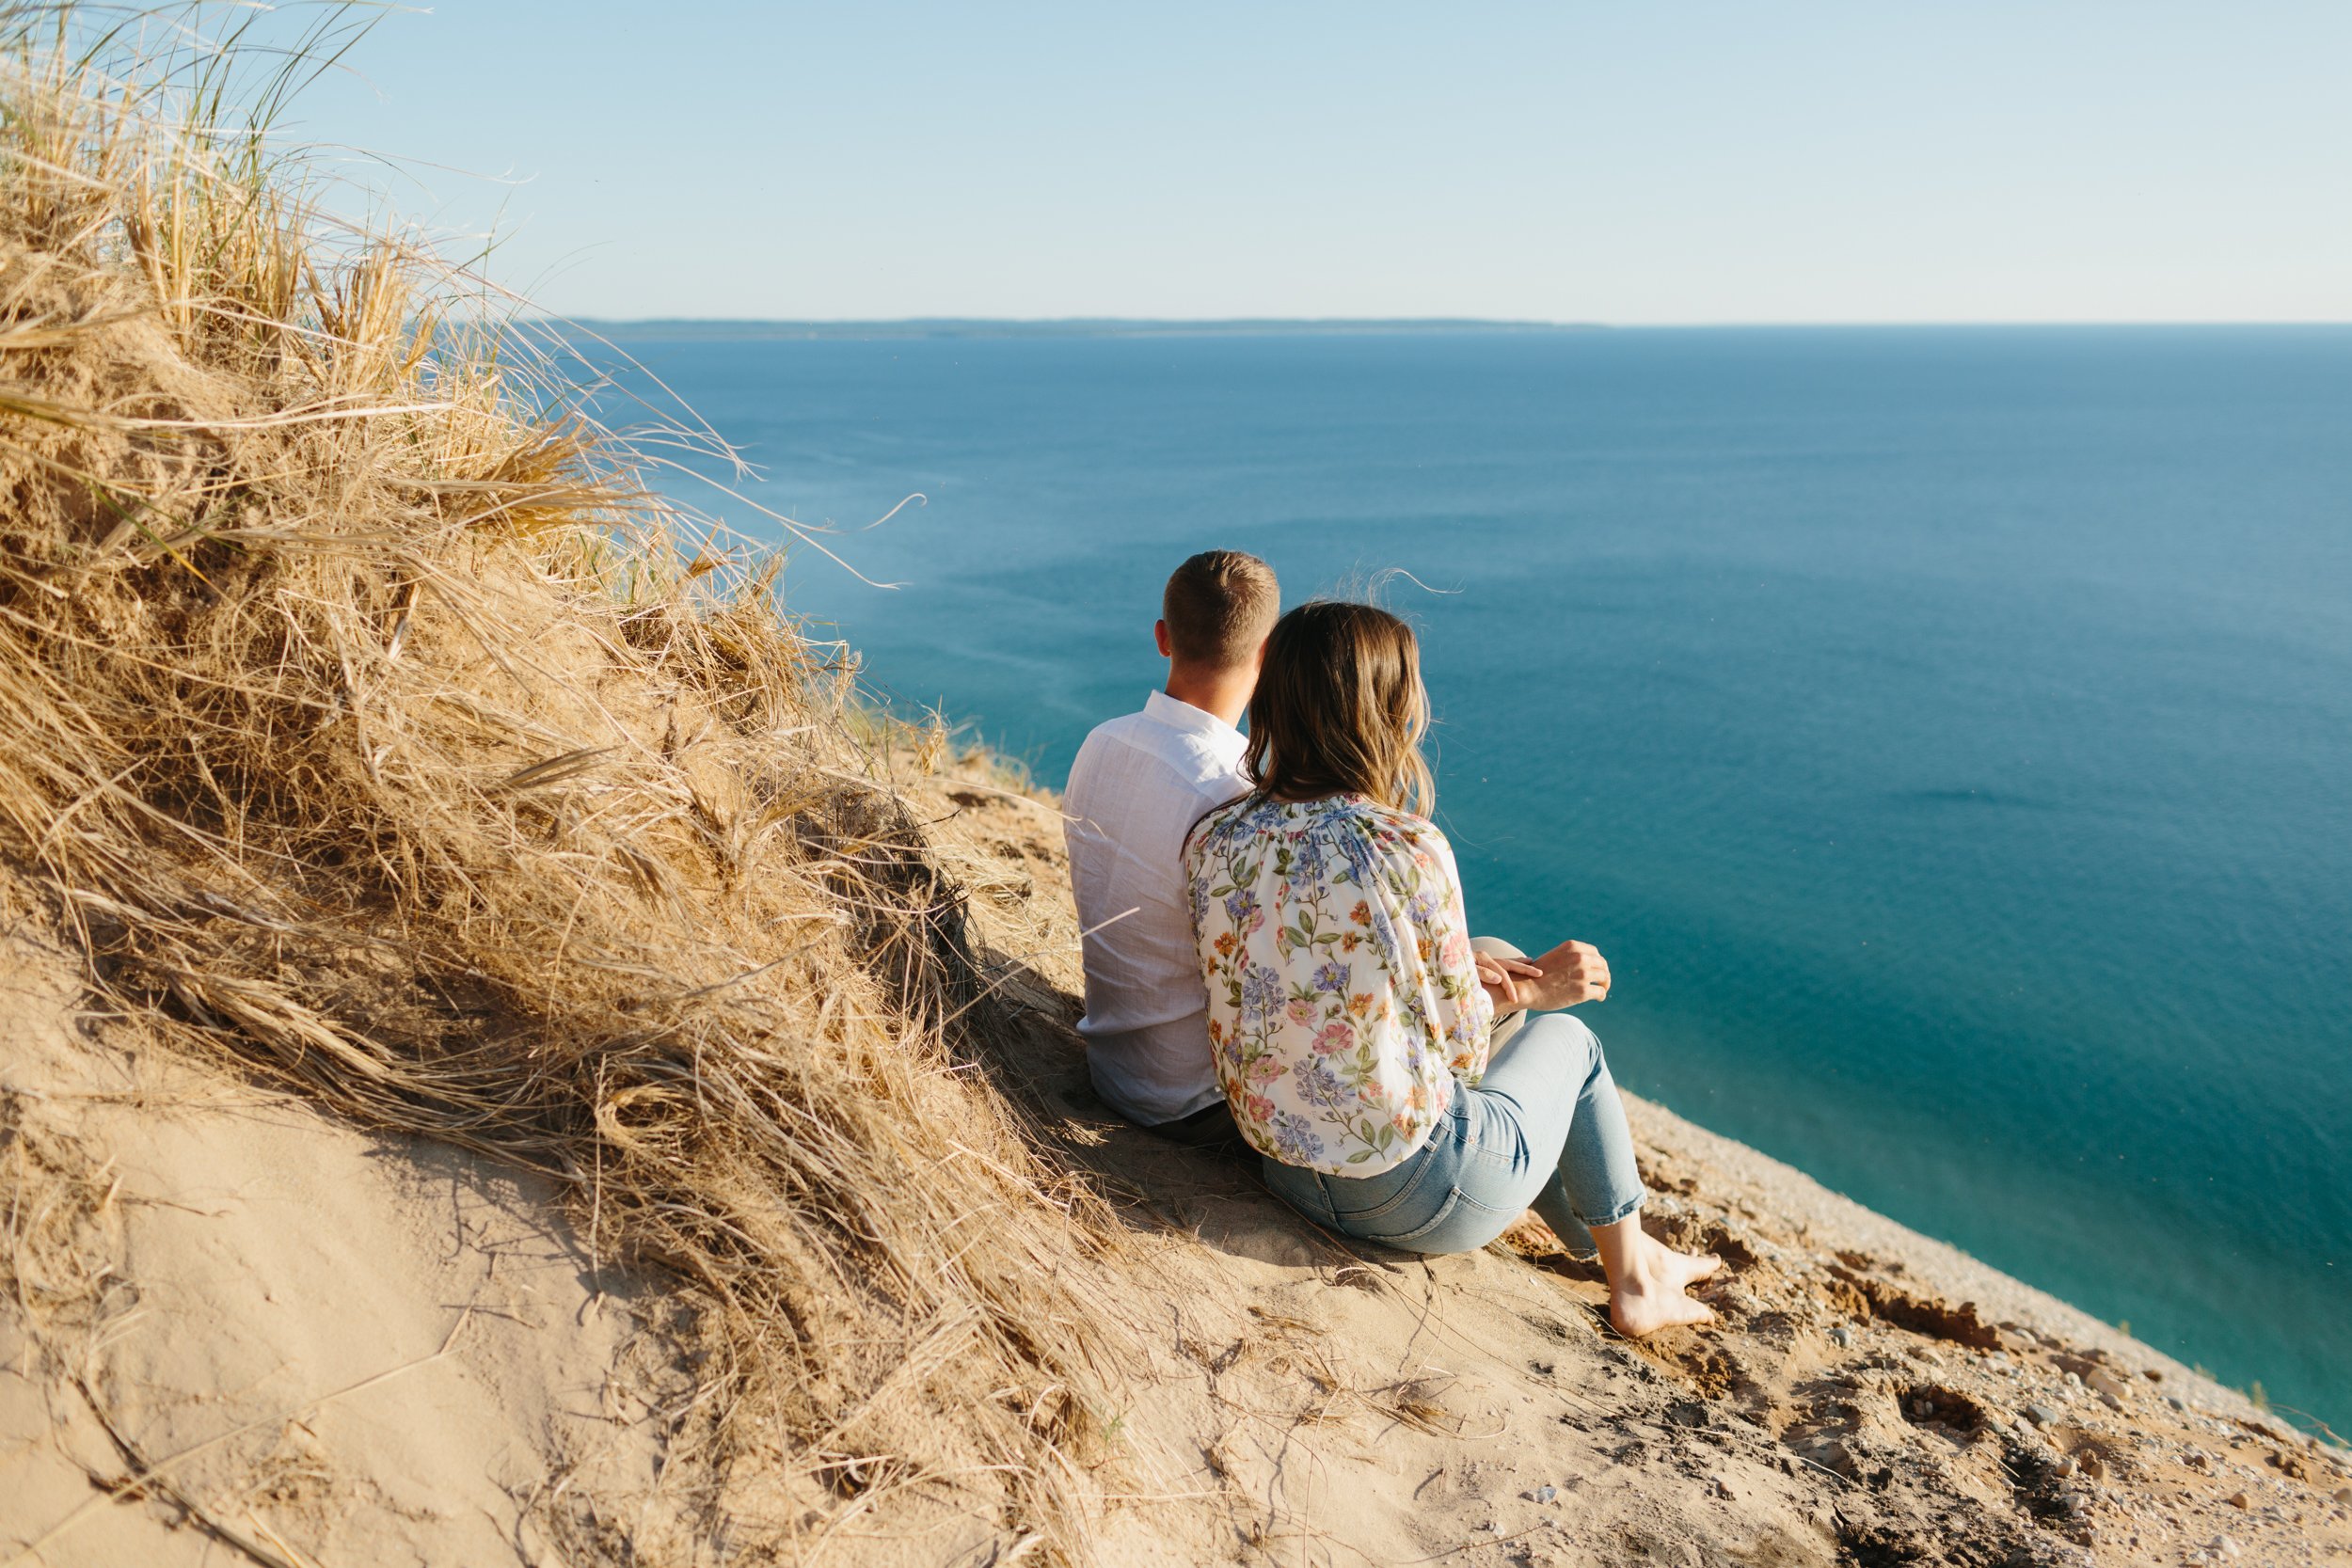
0, 915, 682, 1568
5, 772, 2348, 1568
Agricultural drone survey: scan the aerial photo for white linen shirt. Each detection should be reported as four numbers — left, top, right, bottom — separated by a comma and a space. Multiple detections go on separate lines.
1063, 690, 1250, 1125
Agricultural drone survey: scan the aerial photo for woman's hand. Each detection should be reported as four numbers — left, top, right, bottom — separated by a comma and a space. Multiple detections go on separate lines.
1476, 950, 1543, 1012
1500, 940, 1612, 1011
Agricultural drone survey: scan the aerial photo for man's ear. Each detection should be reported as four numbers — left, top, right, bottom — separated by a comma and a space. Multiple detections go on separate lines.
1154, 619, 1172, 657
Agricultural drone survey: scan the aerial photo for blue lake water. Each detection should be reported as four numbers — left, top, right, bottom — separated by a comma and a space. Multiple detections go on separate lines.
597, 325, 2351, 1431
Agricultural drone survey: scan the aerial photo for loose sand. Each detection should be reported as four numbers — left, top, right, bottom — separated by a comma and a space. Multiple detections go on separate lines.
0, 914, 688, 1568
5, 767, 2347, 1568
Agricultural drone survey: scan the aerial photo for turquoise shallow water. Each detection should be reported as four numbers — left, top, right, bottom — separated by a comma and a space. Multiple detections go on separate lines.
601, 326, 2351, 1430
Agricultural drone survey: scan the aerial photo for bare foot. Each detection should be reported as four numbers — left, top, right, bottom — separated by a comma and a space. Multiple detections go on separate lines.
1607, 1232, 1723, 1338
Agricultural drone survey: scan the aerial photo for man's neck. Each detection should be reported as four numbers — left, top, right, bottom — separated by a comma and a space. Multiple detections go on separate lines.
1163, 664, 1252, 729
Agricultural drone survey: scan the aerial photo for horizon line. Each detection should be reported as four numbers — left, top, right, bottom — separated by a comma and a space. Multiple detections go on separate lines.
546, 315, 2352, 341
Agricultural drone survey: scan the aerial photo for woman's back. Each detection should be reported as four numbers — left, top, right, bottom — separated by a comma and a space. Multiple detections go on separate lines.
1184, 792, 1493, 1175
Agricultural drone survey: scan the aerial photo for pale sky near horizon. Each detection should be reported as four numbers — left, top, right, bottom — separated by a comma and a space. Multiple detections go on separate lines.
273, 1, 2350, 325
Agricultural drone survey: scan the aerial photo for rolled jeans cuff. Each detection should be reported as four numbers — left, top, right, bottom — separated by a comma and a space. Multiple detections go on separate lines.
1577, 1191, 1645, 1231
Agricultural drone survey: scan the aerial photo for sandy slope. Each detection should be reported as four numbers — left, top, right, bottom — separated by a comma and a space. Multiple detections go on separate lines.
913, 764, 2352, 1568
0, 914, 685, 1568
5, 766, 2349, 1568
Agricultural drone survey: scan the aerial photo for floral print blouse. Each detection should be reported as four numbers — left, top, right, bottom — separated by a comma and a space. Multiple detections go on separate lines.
1184, 793, 1495, 1175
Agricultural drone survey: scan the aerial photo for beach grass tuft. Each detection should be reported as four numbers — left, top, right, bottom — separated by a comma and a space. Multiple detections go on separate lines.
0, 5, 1120, 1558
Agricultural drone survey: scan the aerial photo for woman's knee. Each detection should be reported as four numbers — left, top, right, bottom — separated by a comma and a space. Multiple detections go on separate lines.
1517, 1009, 1602, 1073
1570, 1014, 1611, 1075
1471, 1015, 1601, 1138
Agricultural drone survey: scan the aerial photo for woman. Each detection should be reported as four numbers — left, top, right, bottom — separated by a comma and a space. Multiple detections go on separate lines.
1184, 601, 1719, 1338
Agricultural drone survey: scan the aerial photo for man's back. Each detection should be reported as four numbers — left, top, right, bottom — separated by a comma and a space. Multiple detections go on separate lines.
1063, 690, 1248, 1125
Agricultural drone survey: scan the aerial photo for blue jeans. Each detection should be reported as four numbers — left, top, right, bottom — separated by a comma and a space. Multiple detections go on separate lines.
1260, 1011, 1646, 1257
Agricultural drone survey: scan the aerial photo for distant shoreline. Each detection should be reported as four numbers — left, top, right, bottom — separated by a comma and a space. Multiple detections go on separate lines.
558, 316, 1606, 341
549, 318, 2351, 343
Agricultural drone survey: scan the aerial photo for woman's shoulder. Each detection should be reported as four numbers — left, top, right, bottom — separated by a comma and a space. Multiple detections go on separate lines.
1188, 793, 1444, 849
1341, 797, 1447, 849
1185, 791, 1282, 853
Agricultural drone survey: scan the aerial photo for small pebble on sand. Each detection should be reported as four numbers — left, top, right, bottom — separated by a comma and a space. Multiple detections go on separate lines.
2026, 1402, 2061, 1427
1827, 1325, 1852, 1348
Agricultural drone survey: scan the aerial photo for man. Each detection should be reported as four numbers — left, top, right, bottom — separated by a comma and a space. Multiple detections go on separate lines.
1063, 550, 1279, 1144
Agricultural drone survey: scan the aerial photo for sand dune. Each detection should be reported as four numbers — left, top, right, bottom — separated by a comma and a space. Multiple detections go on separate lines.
10, 771, 2347, 1567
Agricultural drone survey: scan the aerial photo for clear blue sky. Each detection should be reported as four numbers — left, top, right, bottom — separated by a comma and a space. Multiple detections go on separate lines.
278, 1, 2350, 324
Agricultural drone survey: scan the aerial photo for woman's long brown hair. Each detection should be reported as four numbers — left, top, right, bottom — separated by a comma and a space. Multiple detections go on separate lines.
1244, 601, 1435, 816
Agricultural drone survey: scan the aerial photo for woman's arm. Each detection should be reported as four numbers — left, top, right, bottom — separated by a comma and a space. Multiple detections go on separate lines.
1415, 831, 1497, 1077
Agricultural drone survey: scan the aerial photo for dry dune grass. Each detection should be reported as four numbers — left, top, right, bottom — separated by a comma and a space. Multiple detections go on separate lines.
0, 8, 1121, 1559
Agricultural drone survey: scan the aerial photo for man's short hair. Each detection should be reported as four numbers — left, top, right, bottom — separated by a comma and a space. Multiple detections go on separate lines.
1162, 550, 1279, 669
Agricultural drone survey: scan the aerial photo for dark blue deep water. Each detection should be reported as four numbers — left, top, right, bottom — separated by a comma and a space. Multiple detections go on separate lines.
607, 326, 2351, 1431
